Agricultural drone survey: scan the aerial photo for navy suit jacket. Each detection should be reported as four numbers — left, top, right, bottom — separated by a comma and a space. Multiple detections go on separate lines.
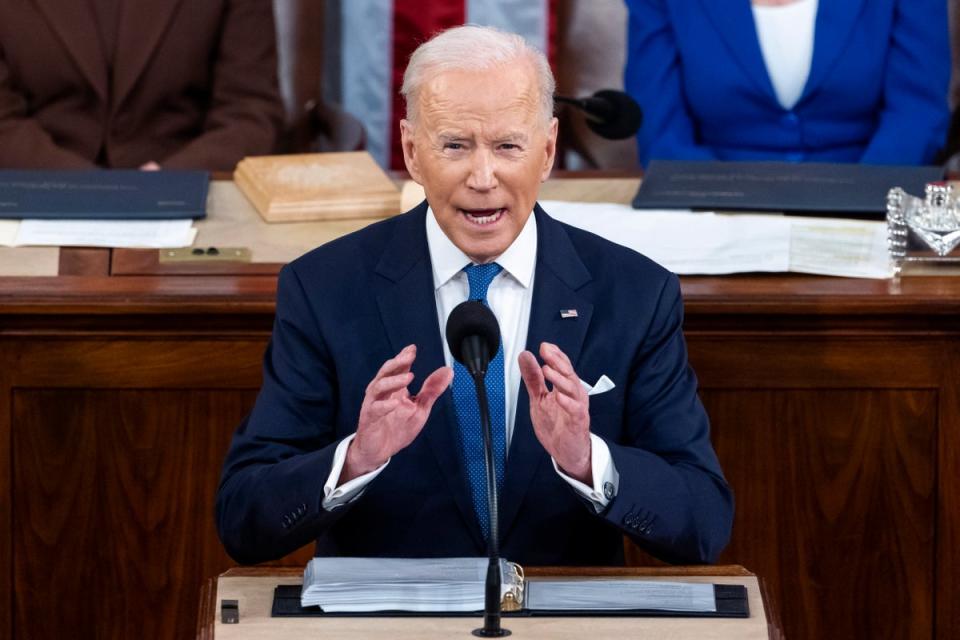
216, 203, 733, 566
624, 0, 950, 167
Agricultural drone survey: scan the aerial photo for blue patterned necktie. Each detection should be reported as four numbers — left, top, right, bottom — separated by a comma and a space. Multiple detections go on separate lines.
451, 262, 507, 541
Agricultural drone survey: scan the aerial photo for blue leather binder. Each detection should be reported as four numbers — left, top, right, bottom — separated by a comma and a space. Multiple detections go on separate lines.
632, 160, 943, 219
0, 170, 209, 219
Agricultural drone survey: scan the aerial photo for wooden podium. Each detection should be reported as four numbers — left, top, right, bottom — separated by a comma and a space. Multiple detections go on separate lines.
196, 565, 782, 639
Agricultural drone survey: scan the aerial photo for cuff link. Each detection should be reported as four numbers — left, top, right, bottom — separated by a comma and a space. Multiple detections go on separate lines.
603, 481, 616, 501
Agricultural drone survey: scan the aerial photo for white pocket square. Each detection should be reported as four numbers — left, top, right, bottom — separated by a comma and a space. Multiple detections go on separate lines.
580, 374, 616, 396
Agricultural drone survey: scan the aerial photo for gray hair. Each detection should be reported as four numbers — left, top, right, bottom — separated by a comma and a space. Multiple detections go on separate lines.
401, 25, 555, 126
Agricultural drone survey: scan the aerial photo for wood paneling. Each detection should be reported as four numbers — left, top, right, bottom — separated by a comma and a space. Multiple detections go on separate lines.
59, 248, 110, 276
936, 348, 960, 640
707, 390, 936, 640
0, 364, 11, 640
3, 271, 960, 639
12, 389, 256, 640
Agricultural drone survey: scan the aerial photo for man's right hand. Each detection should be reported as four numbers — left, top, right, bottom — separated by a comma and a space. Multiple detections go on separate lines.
340, 345, 453, 484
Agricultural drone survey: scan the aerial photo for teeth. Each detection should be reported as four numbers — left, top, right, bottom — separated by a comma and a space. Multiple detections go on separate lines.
464, 208, 503, 225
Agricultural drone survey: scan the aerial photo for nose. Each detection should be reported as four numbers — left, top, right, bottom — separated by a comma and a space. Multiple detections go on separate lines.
465, 149, 498, 192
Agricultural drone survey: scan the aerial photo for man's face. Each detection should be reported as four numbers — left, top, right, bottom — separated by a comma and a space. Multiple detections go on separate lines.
400, 61, 558, 264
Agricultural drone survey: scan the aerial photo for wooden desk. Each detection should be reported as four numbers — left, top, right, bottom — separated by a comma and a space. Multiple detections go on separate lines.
196, 566, 779, 640
0, 176, 957, 640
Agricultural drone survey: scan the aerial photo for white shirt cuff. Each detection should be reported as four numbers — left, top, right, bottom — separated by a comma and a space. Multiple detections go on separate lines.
321, 434, 390, 510
552, 433, 620, 513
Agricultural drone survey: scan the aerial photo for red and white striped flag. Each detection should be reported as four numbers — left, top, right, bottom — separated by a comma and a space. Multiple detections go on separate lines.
336, 0, 557, 170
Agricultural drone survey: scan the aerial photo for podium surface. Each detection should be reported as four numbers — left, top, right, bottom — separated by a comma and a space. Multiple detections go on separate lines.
197, 566, 779, 639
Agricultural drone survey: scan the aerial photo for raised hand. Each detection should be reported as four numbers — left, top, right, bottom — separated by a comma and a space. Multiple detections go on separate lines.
518, 342, 592, 485
341, 345, 453, 483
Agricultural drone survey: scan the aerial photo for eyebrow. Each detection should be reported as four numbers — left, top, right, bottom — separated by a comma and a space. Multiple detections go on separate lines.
436, 132, 530, 143
495, 132, 529, 144
437, 133, 470, 143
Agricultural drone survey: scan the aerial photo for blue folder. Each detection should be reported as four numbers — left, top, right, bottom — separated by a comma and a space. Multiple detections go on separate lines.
0, 170, 209, 219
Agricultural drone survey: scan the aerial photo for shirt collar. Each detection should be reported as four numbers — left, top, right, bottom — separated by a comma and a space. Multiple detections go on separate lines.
425, 206, 537, 290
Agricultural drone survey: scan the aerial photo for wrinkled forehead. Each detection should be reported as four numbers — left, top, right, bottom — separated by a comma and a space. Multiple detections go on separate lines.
414, 62, 544, 132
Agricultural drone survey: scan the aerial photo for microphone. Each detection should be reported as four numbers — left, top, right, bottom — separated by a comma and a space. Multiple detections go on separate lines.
445, 300, 509, 638
555, 89, 643, 140
446, 300, 501, 377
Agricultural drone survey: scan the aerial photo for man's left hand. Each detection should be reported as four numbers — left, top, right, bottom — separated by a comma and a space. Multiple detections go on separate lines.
519, 342, 592, 485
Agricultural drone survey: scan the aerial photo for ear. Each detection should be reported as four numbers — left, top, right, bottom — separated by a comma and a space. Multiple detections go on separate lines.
540, 116, 559, 182
400, 120, 424, 185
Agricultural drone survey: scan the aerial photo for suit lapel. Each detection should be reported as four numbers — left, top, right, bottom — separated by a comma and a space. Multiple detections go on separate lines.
373, 203, 486, 551
799, 0, 865, 104
696, 0, 777, 103
112, 0, 184, 109
499, 205, 594, 542
32, 0, 108, 101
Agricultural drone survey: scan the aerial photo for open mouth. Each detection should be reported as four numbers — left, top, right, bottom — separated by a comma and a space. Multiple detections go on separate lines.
459, 208, 505, 226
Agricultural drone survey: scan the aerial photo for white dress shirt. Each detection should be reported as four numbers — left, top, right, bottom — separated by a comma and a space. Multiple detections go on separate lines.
321, 208, 618, 513
753, 0, 818, 111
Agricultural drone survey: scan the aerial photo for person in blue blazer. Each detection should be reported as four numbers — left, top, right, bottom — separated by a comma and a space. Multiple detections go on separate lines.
624, 0, 951, 167
216, 26, 733, 567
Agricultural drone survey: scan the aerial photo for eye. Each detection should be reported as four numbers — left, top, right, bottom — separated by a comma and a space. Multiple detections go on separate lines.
443, 142, 464, 150
498, 143, 521, 151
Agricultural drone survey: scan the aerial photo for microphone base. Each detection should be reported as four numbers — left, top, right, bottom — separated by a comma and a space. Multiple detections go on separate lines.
472, 628, 511, 637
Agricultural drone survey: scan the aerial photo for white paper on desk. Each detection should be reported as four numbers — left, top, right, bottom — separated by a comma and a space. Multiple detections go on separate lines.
0, 220, 19, 247
788, 217, 894, 279
540, 200, 790, 274
14, 219, 197, 248
301, 557, 515, 612
527, 579, 716, 612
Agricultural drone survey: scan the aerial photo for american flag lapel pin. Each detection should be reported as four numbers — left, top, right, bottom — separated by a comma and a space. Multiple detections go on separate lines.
560, 309, 578, 319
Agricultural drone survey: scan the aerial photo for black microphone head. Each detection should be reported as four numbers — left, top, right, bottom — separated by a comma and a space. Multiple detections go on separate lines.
445, 300, 501, 366
584, 89, 643, 140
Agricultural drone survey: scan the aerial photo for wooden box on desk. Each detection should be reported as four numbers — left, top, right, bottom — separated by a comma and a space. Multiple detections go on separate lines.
234, 152, 401, 223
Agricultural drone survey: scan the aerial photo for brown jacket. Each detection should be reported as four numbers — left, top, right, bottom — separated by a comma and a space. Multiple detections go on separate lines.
0, 0, 284, 170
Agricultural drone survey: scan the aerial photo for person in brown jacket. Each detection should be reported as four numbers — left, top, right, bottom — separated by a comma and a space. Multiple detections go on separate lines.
0, 0, 284, 170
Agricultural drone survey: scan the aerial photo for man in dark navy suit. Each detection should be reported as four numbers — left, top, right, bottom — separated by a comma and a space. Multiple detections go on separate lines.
216, 25, 733, 567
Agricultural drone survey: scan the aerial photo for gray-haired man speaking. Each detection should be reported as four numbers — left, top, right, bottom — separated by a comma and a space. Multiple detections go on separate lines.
216, 25, 733, 567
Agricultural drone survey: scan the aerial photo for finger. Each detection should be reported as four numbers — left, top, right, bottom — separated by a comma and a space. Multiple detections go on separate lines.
541, 364, 583, 399
415, 366, 454, 410
372, 345, 417, 381
368, 371, 414, 399
518, 351, 548, 398
540, 342, 576, 377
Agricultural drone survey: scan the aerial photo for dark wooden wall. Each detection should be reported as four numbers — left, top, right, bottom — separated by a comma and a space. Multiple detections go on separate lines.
1, 274, 958, 640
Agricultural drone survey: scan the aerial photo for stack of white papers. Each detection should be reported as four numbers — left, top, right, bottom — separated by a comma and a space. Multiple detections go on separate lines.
0, 219, 196, 248
301, 557, 509, 612
540, 200, 894, 279
527, 579, 716, 612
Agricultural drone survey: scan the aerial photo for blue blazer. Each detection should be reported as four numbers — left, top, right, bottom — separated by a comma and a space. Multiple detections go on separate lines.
624, 0, 950, 167
216, 203, 733, 566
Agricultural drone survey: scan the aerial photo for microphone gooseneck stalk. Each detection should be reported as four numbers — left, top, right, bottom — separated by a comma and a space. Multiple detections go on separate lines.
445, 300, 510, 637
469, 366, 505, 638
